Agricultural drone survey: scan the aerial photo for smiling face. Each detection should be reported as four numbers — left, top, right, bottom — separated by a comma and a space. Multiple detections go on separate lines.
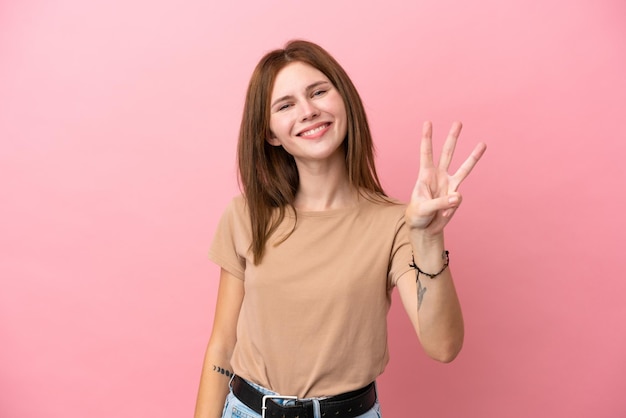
267, 61, 348, 166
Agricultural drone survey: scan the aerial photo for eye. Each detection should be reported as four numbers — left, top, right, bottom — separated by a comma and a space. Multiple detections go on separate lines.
312, 89, 327, 97
277, 103, 291, 111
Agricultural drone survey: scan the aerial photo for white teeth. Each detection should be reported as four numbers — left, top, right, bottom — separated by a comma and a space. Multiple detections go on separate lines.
300, 124, 328, 136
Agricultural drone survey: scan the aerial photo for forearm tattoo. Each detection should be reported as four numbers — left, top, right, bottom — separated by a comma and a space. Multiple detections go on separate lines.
212, 365, 233, 378
411, 250, 449, 311
417, 279, 427, 311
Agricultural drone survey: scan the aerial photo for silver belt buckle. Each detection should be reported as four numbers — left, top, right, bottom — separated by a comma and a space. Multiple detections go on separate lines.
261, 394, 298, 418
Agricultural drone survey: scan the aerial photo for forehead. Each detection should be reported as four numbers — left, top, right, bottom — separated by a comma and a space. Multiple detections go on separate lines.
271, 62, 331, 98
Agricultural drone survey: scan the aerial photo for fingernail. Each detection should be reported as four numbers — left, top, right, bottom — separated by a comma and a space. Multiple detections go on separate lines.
448, 196, 459, 204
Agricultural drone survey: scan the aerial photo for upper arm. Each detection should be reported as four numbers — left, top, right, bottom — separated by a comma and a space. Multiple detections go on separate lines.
207, 268, 245, 357
395, 270, 422, 339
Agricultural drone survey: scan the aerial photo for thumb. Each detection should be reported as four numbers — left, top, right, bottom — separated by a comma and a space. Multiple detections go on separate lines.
418, 193, 462, 216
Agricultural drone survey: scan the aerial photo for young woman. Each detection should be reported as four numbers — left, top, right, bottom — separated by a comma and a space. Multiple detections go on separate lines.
195, 39, 486, 418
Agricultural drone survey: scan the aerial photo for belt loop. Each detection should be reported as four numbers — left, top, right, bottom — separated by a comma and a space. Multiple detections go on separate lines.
262, 395, 298, 418
312, 399, 321, 418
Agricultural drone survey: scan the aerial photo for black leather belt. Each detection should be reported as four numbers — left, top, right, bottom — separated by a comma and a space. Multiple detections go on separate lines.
231, 375, 377, 418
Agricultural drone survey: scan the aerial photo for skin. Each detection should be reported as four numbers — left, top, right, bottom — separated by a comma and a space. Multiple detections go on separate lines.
267, 61, 353, 211
398, 121, 486, 361
194, 62, 486, 418
195, 269, 242, 418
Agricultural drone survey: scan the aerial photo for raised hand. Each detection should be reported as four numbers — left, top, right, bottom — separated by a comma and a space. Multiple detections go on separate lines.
405, 121, 486, 237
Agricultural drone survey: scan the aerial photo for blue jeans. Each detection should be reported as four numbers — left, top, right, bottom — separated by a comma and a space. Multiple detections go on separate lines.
221, 376, 382, 418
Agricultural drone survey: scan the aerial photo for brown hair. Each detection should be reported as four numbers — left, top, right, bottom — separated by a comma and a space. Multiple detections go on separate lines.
238, 39, 387, 264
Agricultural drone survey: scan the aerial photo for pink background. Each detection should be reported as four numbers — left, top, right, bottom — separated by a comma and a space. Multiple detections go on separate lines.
1, 0, 625, 417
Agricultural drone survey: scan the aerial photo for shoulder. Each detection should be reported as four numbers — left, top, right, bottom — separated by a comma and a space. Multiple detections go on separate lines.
221, 194, 249, 217
354, 194, 408, 235
358, 193, 407, 219
227, 194, 246, 210
214, 194, 252, 233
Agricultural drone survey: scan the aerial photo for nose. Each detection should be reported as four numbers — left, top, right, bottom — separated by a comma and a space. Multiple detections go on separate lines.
299, 100, 319, 122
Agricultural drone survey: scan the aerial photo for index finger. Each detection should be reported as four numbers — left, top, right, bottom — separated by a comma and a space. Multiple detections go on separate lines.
439, 122, 462, 171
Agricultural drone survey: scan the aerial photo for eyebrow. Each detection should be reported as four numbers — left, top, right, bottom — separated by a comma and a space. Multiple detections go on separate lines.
270, 81, 331, 108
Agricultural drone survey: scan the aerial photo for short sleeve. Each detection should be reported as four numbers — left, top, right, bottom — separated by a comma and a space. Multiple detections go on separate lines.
208, 196, 249, 280
388, 212, 415, 288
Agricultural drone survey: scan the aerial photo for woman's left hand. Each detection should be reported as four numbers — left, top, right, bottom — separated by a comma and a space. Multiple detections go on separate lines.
405, 121, 487, 237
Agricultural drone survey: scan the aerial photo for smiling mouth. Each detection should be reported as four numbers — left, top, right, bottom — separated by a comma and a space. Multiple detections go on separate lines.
297, 123, 330, 137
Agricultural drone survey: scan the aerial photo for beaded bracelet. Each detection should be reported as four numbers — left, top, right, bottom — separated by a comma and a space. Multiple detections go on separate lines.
409, 250, 450, 280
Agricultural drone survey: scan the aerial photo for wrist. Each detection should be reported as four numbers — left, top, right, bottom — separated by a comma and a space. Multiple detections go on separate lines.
409, 231, 448, 271
410, 230, 444, 251
410, 250, 450, 280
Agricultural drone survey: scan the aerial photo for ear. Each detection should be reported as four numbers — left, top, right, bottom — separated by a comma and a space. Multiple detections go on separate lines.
266, 132, 281, 147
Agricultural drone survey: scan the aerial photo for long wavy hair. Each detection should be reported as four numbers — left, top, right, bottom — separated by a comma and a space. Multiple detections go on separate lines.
238, 39, 387, 264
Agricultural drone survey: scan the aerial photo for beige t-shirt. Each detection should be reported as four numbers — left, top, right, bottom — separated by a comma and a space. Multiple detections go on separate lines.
209, 195, 414, 398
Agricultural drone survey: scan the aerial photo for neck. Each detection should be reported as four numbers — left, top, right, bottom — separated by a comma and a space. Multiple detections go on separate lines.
293, 152, 357, 211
